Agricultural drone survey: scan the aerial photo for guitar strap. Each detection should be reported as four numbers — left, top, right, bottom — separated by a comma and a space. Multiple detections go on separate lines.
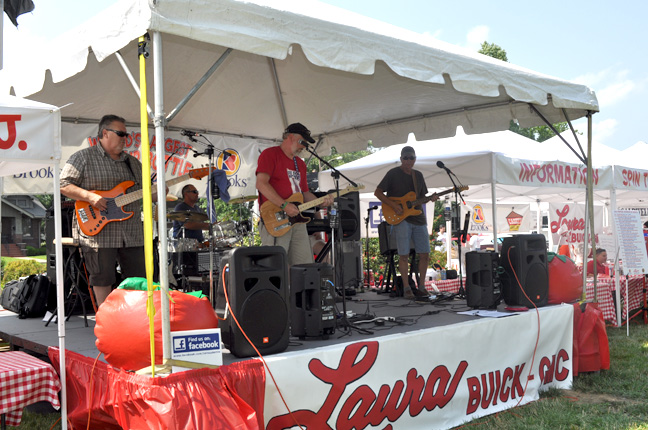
412, 169, 420, 199
124, 157, 140, 186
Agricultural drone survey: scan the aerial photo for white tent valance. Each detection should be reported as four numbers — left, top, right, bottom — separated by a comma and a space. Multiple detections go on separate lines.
1, 0, 598, 154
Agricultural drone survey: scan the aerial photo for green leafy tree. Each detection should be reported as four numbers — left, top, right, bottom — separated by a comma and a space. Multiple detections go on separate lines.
479, 41, 508, 62
478, 41, 568, 142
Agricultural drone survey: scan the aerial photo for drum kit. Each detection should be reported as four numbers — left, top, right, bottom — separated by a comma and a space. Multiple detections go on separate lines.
161, 198, 255, 296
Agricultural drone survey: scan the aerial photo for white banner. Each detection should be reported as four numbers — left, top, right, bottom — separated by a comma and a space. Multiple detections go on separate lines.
263, 305, 573, 430
467, 202, 532, 234
496, 154, 612, 189
548, 202, 604, 246
2, 123, 274, 200
614, 166, 648, 191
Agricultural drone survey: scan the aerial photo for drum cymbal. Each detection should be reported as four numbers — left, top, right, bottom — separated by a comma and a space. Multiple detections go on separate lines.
228, 195, 257, 204
167, 211, 209, 222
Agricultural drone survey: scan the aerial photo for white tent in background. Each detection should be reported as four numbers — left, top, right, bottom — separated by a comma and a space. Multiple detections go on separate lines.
0, 95, 67, 427
0, 0, 600, 427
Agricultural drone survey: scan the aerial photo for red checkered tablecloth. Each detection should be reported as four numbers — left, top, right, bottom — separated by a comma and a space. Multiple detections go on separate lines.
425, 278, 462, 294
586, 275, 645, 326
0, 351, 61, 427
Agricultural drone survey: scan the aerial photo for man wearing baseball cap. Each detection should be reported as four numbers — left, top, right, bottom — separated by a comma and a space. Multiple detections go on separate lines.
374, 146, 438, 299
256, 123, 333, 267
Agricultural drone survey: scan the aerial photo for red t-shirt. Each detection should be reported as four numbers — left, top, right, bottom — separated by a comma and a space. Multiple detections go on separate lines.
256, 145, 308, 205
586, 260, 609, 277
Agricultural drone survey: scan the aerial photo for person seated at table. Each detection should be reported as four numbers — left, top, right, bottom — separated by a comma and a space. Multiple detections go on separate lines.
586, 248, 610, 277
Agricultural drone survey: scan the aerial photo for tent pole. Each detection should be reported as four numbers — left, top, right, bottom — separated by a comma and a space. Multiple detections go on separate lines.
586, 112, 598, 301
153, 30, 172, 361
491, 152, 499, 252
269, 58, 289, 128
610, 188, 622, 327
53, 163, 68, 430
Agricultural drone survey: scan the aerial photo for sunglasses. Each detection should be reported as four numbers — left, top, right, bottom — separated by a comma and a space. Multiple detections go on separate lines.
401, 155, 416, 160
106, 128, 129, 138
187, 190, 199, 194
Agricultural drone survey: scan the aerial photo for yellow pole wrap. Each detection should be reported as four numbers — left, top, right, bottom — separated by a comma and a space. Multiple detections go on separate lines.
138, 35, 156, 377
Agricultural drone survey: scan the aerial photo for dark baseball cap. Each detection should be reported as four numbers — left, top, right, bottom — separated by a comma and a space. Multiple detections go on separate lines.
285, 122, 315, 143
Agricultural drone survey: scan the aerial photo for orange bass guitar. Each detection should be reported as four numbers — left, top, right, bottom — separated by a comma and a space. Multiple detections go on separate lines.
75, 167, 211, 236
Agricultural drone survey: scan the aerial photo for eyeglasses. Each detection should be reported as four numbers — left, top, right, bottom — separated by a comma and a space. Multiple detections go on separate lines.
402, 156, 416, 160
106, 128, 129, 138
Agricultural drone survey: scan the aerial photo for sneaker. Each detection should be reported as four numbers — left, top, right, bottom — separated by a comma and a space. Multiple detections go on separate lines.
403, 289, 415, 299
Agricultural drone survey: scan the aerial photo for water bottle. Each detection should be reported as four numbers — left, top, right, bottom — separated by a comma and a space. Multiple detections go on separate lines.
444, 205, 451, 222
441, 269, 446, 280
330, 202, 339, 229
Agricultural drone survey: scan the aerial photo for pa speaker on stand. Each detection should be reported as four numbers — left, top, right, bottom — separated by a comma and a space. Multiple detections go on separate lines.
215, 246, 289, 358
290, 263, 336, 339
500, 234, 549, 308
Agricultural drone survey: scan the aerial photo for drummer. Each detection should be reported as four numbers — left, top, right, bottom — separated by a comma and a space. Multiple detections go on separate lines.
172, 185, 211, 242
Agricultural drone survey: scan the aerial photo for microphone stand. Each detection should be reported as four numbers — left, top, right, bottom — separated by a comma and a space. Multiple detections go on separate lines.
440, 166, 467, 298
364, 207, 378, 288
189, 135, 222, 307
303, 146, 370, 336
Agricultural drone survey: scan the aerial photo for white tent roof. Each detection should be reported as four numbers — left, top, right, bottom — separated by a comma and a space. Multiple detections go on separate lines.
319, 129, 614, 204
1, 0, 598, 154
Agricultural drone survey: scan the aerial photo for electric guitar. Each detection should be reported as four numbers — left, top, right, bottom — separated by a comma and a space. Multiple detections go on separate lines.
382, 186, 469, 225
75, 167, 211, 236
260, 184, 365, 237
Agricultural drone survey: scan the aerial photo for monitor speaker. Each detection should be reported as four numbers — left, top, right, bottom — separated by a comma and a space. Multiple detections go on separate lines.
290, 263, 336, 338
465, 251, 501, 309
215, 246, 289, 357
500, 234, 548, 308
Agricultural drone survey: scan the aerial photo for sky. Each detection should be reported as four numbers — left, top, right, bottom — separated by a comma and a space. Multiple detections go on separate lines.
2, 0, 647, 150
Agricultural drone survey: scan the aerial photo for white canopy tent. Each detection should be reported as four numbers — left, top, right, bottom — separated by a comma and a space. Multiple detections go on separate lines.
0, 95, 68, 427
0, 0, 600, 425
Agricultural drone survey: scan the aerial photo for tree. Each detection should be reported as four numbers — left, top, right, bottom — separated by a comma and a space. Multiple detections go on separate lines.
478, 41, 568, 143
479, 42, 508, 62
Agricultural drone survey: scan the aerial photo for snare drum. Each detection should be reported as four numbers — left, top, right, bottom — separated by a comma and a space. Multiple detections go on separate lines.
212, 221, 239, 247
168, 238, 199, 252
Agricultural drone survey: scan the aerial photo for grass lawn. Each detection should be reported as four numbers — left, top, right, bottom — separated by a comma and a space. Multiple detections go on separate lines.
8, 317, 648, 429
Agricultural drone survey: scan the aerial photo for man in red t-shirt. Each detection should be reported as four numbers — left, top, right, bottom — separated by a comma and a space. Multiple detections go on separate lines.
256, 123, 333, 266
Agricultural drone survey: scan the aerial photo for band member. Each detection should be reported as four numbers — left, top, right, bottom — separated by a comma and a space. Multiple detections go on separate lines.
374, 146, 437, 299
256, 123, 333, 266
172, 185, 210, 242
60, 114, 151, 306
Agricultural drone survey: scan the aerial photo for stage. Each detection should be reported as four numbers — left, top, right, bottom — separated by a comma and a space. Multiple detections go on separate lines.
0, 290, 574, 429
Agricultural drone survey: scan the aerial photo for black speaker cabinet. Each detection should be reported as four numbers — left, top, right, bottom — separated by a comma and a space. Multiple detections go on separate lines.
290, 263, 336, 338
466, 251, 501, 309
331, 190, 360, 241
500, 234, 549, 308
378, 221, 397, 255
341, 240, 363, 289
216, 246, 289, 357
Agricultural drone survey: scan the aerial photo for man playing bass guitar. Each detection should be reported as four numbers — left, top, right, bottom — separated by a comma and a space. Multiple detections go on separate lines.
374, 146, 438, 299
60, 114, 154, 306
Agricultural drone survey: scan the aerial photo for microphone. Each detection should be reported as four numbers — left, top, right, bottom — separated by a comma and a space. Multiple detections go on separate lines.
367, 205, 379, 212
181, 129, 200, 137
436, 160, 448, 170
298, 139, 310, 147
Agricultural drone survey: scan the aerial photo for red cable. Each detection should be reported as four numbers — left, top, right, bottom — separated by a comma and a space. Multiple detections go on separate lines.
220, 265, 305, 430
507, 246, 541, 408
